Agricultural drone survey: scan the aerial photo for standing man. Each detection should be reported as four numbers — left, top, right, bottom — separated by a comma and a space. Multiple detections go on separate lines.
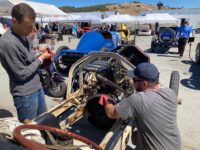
72, 23, 78, 38
0, 3, 51, 123
99, 63, 181, 150
177, 20, 192, 58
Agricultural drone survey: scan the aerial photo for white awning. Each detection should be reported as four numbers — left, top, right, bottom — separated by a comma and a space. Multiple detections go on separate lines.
36, 15, 81, 23
101, 14, 137, 23
138, 13, 178, 24
0, 0, 66, 17
74, 15, 101, 23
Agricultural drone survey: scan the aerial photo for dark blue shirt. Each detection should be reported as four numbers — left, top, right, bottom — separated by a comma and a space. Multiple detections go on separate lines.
178, 25, 192, 38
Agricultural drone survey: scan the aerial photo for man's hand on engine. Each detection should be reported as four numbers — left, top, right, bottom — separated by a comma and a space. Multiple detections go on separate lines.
99, 95, 119, 119
99, 95, 115, 106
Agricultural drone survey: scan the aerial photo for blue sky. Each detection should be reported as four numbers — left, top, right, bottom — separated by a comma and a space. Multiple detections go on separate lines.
30, 0, 200, 8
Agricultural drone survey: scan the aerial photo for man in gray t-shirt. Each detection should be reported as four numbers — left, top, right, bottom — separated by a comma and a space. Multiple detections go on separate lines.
99, 63, 181, 150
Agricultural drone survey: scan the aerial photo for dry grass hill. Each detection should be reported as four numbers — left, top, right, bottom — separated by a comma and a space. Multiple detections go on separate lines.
106, 3, 159, 15
60, 2, 171, 15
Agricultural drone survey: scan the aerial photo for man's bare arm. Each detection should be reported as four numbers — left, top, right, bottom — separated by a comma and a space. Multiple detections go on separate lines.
105, 103, 120, 119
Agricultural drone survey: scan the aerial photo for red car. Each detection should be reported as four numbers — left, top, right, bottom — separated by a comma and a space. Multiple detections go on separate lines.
77, 27, 91, 38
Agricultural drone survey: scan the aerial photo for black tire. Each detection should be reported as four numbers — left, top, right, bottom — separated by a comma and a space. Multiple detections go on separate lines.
169, 71, 180, 96
158, 28, 176, 44
55, 46, 69, 73
48, 80, 67, 98
55, 46, 69, 56
195, 43, 200, 64
86, 95, 116, 129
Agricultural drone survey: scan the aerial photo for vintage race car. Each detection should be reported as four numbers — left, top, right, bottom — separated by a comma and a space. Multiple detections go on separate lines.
150, 27, 179, 53
54, 31, 122, 73
0, 52, 150, 150
0, 51, 181, 150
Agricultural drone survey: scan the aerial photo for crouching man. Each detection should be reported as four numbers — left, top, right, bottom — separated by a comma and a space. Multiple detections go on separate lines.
99, 63, 181, 150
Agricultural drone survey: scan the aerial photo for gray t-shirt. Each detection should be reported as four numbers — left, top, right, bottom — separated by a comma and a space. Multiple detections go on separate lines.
116, 88, 181, 150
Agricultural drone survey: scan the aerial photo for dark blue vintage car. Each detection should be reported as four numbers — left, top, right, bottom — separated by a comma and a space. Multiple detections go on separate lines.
151, 27, 179, 53
54, 31, 122, 73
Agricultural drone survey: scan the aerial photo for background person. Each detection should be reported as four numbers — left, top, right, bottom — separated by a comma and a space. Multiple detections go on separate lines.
72, 23, 78, 38
176, 20, 192, 58
0, 3, 51, 123
52, 22, 58, 32
99, 63, 181, 150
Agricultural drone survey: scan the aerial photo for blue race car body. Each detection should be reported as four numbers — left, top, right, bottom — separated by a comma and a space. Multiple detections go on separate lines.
54, 31, 122, 72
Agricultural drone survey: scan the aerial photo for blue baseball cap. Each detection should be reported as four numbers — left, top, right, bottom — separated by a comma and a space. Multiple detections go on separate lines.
127, 63, 159, 82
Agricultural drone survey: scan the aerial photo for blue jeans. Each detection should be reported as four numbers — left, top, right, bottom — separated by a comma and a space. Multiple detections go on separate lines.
13, 88, 47, 123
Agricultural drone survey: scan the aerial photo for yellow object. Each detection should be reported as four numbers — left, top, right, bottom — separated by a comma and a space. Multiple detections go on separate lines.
118, 24, 131, 43
120, 24, 127, 30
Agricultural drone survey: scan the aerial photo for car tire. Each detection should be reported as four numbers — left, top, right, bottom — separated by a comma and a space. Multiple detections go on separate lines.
195, 43, 200, 64
48, 80, 67, 98
55, 46, 69, 74
55, 46, 69, 56
158, 28, 176, 44
169, 71, 180, 97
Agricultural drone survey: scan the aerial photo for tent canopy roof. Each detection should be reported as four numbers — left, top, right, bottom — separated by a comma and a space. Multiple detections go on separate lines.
73, 14, 101, 23
101, 14, 136, 23
139, 13, 178, 24
0, 0, 66, 17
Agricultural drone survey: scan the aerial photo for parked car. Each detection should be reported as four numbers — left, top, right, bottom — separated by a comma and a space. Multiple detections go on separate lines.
8, 52, 148, 150
138, 24, 152, 36
150, 26, 179, 53
0, 52, 180, 150
54, 31, 122, 73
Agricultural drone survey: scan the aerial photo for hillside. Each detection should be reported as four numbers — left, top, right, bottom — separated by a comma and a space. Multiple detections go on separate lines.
106, 2, 158, 15
60, 4, 109, 13
60, 2, 164, 15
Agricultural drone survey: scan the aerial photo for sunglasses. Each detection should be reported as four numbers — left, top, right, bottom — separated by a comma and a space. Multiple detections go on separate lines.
133, 78, 143, 82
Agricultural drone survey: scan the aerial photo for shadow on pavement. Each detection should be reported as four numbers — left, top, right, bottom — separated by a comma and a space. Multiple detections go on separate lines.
181, 60, 193, 65
180, 62, 200, 90
156, 54, 180, 58
145, 47, 170, 54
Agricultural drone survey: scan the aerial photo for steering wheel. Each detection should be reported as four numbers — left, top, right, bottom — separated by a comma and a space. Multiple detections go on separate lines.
14, 124, 102, 150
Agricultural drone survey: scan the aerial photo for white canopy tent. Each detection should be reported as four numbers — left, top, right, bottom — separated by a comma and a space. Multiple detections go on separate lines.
74, 15, 101, 23
0, 0, 24, 16
1, 14, 81, 23
25, 1, 66, 17
138, 13, 178, 24
101, 14, 137, 23
65, 14, 81, 22
35, 15, 81, 23
0, 0, 67, 17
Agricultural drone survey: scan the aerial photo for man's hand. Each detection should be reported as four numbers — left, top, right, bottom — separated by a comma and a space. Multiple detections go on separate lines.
98, 95, 119, 119
99, 95, 115, 106
99, 95, 109, 106
39, 51, 51, 60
